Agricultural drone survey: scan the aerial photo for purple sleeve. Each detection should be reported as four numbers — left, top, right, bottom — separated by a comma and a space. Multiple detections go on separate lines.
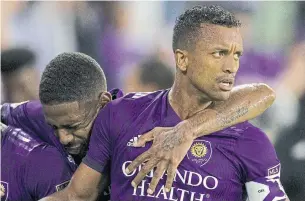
1, 102, 29, 125
82, 104, 111, 173
25, 146, 73, 200
236, 127, 288, 201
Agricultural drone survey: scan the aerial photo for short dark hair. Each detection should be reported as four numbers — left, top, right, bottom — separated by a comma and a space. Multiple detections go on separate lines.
1, 48, 36, 73
139, 58, 174, 89
172, 5, 241, 51
39, 52, 107, 104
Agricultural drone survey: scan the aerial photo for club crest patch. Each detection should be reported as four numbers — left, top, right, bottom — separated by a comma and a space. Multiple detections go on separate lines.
187, 140, 212, 166
1, 181, 8, 201
55, 180, 70, 192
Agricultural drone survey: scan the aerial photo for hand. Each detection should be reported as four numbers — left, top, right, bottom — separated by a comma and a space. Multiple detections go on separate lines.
125, 124, 194, 194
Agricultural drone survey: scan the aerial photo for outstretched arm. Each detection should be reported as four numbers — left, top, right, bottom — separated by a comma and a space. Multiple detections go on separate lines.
186, 83, 275, 138
126, 83, 276, 194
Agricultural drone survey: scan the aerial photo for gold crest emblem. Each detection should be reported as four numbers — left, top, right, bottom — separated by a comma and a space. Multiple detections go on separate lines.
191, 142, 207, 158
0, 183, 5, 198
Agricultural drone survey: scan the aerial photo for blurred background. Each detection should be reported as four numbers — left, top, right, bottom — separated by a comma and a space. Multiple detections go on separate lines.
1, 1, 304, 200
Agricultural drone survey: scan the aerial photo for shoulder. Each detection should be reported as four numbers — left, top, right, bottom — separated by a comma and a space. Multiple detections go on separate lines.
27, 145, 70, 173
232, 123, 280, 180
216, 121, 272, 145
96, 90, 168, 122
236, 122, 275, 154
109, 90, 167, 109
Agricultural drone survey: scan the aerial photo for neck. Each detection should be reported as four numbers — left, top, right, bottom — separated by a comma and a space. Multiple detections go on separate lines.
169, 74, 213, 120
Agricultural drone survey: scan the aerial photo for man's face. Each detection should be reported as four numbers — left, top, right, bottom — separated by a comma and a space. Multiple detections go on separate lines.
43, 100, 101, 157
183, 24, 243, 101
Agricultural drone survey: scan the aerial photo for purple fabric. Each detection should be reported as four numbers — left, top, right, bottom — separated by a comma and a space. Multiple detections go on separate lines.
1, 126, 74, 200
84, 90, 287, 200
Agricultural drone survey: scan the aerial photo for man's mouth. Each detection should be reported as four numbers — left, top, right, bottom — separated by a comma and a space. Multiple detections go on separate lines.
217, 77, 234, 91
65, 145, 81, 154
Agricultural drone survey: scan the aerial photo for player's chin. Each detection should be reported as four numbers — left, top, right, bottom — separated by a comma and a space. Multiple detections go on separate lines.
211, 90, 231, 101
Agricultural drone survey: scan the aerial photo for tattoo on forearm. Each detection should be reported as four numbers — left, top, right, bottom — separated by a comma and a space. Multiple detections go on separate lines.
162, 130, 184, 151
217, 106, 249, 126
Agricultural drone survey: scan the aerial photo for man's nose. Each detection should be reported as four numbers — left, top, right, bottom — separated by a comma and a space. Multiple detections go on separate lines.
56, 129, 73, 145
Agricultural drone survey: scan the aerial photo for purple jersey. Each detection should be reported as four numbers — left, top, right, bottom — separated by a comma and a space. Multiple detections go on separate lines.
84, 90, 288, 201
1, 125, 74, 201
1, 89, 123, 201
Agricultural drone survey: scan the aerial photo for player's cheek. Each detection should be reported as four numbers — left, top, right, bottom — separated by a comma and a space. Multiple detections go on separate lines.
74, 128, 90, 140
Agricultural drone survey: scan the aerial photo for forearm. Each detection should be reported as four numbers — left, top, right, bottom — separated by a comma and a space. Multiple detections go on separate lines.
178, 83, 275, 139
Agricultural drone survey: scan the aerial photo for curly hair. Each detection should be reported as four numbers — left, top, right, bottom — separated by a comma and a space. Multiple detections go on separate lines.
39, 52, 107, 104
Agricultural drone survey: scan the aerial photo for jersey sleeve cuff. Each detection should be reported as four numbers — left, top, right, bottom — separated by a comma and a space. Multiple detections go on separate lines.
82, 155, 106, 173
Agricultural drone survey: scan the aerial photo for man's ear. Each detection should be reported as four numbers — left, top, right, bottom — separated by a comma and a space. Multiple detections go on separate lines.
98, 91, 112, 108
174, 49, 189, 72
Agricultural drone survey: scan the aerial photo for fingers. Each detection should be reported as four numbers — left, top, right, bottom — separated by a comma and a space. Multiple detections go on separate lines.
126, 151, 150, 174
165, 163, 178, 192
131, 158, 157, 188
147, 160, 168, 194
132, 131, 154, 147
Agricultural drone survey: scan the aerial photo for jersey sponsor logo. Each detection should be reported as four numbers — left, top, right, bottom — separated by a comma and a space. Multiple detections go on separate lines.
55, 180, 70, 192
187, 140, 212, 166
127, 135, 142, 146
0, 181, 8, 201
122, 161, 219, 200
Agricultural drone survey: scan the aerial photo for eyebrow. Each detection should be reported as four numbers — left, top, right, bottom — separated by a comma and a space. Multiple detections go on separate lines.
212, 45, 230, 50
46, 121, 82, 129
212, 46, 243, 53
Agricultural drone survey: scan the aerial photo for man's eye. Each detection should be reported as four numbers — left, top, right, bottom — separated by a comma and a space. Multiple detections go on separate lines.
234, 52, 242, 60
233, 53, 240, 60
63, 126, 77, 130
212, 51, 226, 58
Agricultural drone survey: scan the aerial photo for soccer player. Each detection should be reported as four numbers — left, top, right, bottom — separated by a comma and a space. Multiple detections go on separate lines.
41, 6, 288, 201
0, 53, 124, 201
